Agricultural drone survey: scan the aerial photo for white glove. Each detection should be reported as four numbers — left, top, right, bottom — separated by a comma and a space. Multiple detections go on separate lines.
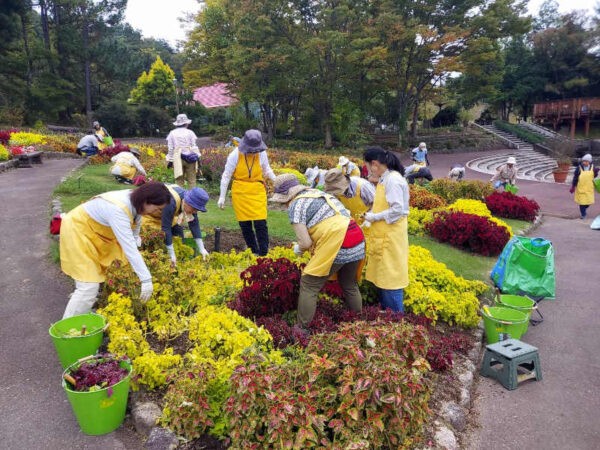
134, 235, 142, 248
140, 280, 153, 302
364, 212, 376, 223
195, 238, 209, 260
362, 220, 372, 229
217, 197, 225, 209
293, 243, 303, 256
166, 244, 177, 265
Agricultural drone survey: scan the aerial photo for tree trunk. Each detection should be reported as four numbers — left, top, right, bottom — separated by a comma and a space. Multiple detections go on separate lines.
20, 10, 32, 88
39, 0, 54, 73
82, 13, 93, 122
410, 100, 419, 138
324, 122, 333, 148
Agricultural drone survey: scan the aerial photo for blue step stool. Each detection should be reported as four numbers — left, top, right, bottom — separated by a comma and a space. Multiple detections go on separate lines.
480, 339, 542, 390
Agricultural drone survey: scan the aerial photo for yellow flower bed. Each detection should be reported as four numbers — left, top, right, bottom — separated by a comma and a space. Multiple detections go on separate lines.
447, 199, 513, 237
405, 245, 488, 327
9, 131, 47, 146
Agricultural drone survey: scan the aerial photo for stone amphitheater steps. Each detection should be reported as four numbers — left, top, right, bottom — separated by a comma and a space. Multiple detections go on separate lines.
468, 124, 573, 183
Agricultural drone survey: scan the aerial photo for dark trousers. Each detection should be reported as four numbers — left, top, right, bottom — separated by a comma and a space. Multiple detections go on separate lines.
579, 205, 590, 218
239, 220, 269, 255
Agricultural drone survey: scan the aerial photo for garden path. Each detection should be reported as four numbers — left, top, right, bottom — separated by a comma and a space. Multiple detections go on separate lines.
0, 158, 143, 449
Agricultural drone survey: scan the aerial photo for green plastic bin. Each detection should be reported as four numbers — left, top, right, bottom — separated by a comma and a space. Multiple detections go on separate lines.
505, 184, 519, 194
481, 306, 528, 344
496, 294, 536, 335
49, 313, 107, 369
62, 355, 132, 435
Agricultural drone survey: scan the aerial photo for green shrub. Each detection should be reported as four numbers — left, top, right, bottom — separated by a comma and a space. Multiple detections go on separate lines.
0, 144, 9, 161
426, 178, 494, 203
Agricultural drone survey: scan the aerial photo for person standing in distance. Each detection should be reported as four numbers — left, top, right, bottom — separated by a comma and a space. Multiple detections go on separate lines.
166, 114, 201, 188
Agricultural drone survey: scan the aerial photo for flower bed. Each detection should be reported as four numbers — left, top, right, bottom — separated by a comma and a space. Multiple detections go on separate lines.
485, 191, 540, 222
426, 211, 511, 256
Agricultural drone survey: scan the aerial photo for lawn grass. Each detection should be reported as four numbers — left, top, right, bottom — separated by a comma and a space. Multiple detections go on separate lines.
53, 163, 531, 283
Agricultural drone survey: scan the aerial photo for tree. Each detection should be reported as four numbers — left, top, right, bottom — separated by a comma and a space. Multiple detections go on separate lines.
129, 56, 177, 108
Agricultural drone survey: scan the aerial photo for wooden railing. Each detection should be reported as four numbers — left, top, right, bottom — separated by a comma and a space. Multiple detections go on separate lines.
533, 97, 600, 120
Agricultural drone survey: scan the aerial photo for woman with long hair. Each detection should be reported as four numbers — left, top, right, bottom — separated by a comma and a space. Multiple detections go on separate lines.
362, 147, 410, 312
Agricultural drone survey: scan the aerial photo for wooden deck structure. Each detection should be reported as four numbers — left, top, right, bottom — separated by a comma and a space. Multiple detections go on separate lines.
533, 97, 600, 138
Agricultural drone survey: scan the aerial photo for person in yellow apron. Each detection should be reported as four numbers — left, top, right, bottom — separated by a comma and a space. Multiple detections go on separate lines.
363, 147, 410, 312
270, 173, 365, 332
59, 182, 171, 318
570, 154, 599, 219
218, 129, 276, 255
93, 121, 113, 149
323, 168, 375, 225
110, 148, 146, 183
337, 156, 361, 177
166, 114, 201, 188
143, 185, 210, 265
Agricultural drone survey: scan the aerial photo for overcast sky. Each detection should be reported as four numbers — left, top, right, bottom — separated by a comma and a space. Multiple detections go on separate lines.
124, 0, 598, 47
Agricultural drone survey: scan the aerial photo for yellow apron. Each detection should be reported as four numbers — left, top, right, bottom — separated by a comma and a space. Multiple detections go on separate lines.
575, 165, 595, 205
365, 182, 409, 290
294, 191, 352, 277
142, 184, 181, 229
60, 193, 135, 283
337, 181, 369, 225
111, 162, 136, 179
232, 153, 267, 221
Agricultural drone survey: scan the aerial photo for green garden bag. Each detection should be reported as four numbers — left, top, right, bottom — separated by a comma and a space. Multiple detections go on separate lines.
505, 184, 519, 194
593, 177, 600, 194
491, 236, 555, 299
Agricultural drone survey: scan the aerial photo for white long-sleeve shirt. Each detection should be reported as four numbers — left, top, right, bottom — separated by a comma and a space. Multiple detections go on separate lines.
370, 170, 409, 224
165, 127, 199, 162
219, 149, 276, 198
82, 190, 151, 282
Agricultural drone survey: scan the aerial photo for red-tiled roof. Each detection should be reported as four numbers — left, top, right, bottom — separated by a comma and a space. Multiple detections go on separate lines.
192, 82, 237, 108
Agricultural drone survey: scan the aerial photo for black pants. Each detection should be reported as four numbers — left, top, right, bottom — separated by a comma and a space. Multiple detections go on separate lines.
239, 220, 269, 255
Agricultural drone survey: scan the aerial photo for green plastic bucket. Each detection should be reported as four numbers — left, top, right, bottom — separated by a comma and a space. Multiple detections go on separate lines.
481, 306, 528, 344
49, 313, 107, 369
62, 355, 132, 435
496, 294, 536, 335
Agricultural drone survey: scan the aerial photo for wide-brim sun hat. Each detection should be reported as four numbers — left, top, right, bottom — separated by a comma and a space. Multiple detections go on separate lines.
338, 156, 350, 166
173, 114, 192, 126
184, 187, 209, 212
130, 147, 141, 156
324, 168, 350, 196
582, 153, 593, 162
304, 166, 318, 184
269, 173, 309, 203
238, 129, 267, 154
418, 142, 427, 149
507, 156, 517, 165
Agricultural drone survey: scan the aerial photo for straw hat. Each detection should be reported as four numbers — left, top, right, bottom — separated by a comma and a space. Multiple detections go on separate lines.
129, 147, 141, 156
269, 174, 309, 203
324, 168, 350, 196
238, 129, 267, 154
506, 156, 516, 165
173, 114, 192, 126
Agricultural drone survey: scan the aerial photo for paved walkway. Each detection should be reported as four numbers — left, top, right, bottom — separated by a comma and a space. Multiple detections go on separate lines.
424, 152, 600, 449
0, 150, 598, 449
0, 159, 142, 449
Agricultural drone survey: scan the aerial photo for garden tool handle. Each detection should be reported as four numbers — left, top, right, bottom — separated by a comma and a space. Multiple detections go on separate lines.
497, 320, 513, 325
76, 354, 100, 364
495, 287, 501, 303
102, 322, 110, 332
63, 373, 77, 388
